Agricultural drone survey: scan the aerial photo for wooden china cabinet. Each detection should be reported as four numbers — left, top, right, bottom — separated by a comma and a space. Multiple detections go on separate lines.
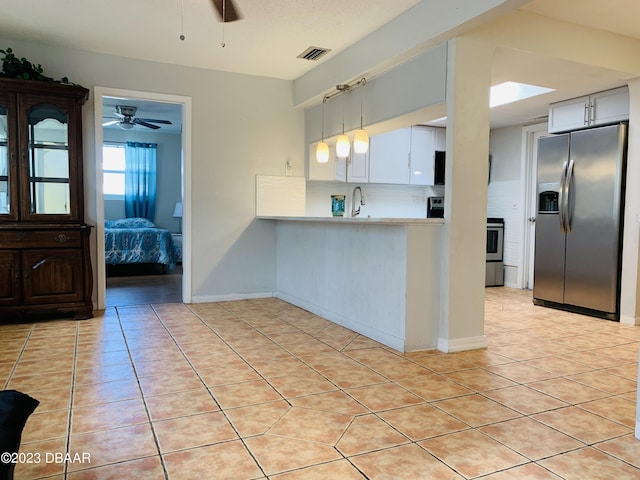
0, 78, 93, 320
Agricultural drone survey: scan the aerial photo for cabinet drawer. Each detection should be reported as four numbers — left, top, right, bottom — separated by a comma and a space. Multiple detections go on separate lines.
0, 230, 82, 248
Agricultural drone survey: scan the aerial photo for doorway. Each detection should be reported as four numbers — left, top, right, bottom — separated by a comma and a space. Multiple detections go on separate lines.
94, 87, 192, 310
521, 122, 548, 290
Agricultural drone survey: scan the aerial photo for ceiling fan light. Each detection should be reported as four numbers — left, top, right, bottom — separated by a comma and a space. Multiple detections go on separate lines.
118, 122, 134, 130
353, 129, 369, 154
316, 142, 330, 163
336, 134, 350, 158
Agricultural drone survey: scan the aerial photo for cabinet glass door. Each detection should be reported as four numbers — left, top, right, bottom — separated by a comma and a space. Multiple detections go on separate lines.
28, 104, 71, 215
0, 102, 9, 215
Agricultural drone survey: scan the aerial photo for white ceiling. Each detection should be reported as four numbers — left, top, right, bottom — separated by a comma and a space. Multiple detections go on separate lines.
3, 0, 640, 130
0, 0, 422, 81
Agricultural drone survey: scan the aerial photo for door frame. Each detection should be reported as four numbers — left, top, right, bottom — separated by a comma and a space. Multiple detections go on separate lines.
519, 122, 548, 290
93, 87, 192, 310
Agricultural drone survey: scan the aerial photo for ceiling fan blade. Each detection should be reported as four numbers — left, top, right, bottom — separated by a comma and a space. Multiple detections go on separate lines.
102, 120, 120, 126
136, 118, 173, 125
133, 119, 161, 129
211, 0, 241, 22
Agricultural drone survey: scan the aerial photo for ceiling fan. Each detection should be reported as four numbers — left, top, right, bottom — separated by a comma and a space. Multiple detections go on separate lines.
102, 106, 173, 130
211, 0, 241, 22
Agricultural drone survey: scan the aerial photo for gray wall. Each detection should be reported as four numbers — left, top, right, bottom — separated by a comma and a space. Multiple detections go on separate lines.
0, 37, 305, 302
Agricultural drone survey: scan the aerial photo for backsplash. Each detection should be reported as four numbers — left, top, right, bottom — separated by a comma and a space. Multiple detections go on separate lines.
306, 181, 444, 218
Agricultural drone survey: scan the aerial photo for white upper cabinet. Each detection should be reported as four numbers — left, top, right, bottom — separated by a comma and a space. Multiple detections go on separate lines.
309, 126, 445, 185
308, 142, 336, 181
409, 126, 436, 185
548, 86, 629, 133
335, 150, 368, 183
308, 143, 368, 183
368, 128, 411, 184
591, 88, 630, 125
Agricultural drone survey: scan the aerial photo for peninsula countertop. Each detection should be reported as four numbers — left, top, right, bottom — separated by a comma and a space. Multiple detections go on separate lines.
257, 216, 444, 225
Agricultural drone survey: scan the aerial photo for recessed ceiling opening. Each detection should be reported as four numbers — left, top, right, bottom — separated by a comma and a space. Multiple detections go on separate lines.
490, 81, 555, 108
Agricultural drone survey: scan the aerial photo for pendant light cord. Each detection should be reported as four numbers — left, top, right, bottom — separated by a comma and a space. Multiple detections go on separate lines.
179, 0, 185, 40
321, 98, 326, 141
221, 0, 226, 47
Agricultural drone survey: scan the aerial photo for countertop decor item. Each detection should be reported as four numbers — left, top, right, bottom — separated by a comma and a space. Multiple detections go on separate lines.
331, 195, 345, 217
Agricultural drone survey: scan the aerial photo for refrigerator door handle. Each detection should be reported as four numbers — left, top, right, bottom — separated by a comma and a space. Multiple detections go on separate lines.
565, 159, 575, 233
559, 160, 568, 233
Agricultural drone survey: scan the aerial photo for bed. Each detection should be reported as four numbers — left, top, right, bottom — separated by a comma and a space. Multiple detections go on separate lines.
104, 218, 180, 270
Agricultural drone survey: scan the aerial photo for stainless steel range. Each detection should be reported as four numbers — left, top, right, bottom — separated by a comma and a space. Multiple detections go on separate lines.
486, 218, 504, 287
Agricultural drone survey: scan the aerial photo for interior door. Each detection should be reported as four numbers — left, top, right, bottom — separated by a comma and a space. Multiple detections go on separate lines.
525, 127, 547, 289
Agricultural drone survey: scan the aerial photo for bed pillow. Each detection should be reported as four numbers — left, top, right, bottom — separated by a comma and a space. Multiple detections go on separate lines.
105, 218, 156, 229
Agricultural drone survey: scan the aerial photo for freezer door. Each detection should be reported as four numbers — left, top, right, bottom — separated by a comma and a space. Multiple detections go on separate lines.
563, 124, 626, 314
533, 134, 569, 304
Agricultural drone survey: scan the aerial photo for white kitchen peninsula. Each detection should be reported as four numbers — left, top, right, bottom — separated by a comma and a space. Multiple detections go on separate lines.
259, 216, 444, 352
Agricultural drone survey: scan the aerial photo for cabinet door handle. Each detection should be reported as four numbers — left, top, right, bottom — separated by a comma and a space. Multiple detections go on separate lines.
584, 104, 589, 125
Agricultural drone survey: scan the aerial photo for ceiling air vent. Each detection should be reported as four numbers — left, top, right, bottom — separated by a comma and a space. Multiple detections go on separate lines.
297, 46, 331, 61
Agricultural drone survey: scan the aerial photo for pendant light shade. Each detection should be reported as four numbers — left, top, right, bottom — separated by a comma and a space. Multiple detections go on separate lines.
353, 129, 369, 154
316, 141, 330, 163
336, 134, 350, 157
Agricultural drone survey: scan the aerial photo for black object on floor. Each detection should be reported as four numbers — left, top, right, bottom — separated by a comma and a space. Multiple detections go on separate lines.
0, 390, 39, 480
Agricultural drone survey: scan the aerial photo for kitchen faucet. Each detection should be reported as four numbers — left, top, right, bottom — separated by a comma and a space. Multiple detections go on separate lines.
351, 186, 365, 217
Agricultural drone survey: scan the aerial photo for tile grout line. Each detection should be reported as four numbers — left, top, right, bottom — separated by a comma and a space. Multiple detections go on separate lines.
114, 305, 170, 480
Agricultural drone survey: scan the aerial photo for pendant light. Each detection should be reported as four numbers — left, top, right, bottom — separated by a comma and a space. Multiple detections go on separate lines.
336, 92, 350, 158
353, 79, 369, 154
316, 98, 329, 163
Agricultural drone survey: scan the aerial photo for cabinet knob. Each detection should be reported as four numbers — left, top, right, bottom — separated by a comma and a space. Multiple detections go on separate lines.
54, 233, 70, 243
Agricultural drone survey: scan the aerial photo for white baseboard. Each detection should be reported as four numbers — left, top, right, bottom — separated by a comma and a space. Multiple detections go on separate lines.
437, 335, 487, 353
620, 314, 640, 326
191, 291, 274, 303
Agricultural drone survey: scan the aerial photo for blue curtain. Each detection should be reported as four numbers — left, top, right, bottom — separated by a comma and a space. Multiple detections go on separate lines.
124, 141, 157, 220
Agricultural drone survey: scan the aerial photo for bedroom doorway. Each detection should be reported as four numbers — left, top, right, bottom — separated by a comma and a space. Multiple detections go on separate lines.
94, 87, 192, 310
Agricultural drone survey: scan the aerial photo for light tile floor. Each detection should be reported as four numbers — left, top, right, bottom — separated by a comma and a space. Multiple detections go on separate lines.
2, 287, 640, 479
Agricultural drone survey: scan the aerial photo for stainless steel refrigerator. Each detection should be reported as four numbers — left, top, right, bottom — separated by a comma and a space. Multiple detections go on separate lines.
533, 123, 627, 320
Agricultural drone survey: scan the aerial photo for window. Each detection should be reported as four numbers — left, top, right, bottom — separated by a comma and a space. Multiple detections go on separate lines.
103, 144, 125, 197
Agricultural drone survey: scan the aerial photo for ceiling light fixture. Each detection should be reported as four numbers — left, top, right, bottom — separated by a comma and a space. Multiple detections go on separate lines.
318, 78, 367, 162
316, 98, 329, 163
